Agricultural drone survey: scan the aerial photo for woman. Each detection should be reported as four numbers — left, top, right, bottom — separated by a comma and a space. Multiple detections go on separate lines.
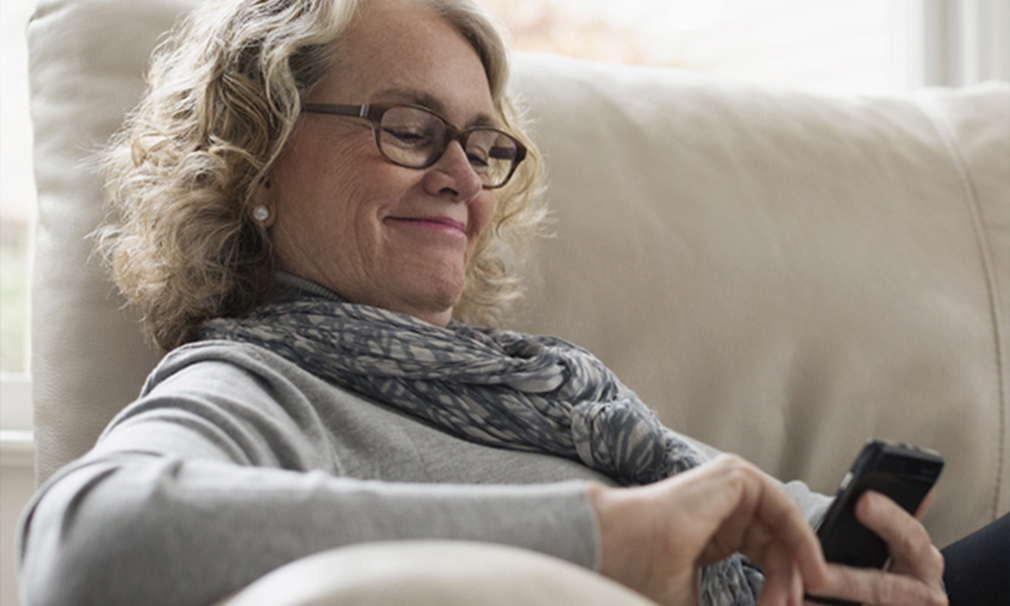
16, 1, 990, 605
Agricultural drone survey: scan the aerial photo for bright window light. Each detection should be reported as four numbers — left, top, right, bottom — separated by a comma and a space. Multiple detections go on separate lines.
479, 0, 906, 93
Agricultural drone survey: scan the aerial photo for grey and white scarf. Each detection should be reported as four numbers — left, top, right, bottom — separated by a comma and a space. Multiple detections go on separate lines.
201, 292, 763, 606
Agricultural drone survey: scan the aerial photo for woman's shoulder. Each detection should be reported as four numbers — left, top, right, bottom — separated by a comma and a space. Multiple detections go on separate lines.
141, 338, 315, 395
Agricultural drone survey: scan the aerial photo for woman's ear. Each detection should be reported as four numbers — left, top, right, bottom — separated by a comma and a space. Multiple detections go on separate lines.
250, 178, 276, 227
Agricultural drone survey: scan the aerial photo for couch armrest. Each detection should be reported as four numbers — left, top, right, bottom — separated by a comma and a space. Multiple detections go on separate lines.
215, 541, 658, 606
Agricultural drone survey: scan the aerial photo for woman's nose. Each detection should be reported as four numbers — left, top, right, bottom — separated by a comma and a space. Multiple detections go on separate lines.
424, 140, 484, 202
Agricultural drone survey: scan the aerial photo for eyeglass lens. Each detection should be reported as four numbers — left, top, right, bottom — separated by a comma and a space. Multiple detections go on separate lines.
377, 106, 519, 187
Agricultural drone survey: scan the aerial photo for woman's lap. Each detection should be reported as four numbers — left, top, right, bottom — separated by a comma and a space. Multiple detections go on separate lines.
941, 514, 1008, 606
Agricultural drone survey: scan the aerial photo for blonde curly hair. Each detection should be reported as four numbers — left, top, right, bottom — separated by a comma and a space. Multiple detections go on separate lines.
99, 0, 546, 351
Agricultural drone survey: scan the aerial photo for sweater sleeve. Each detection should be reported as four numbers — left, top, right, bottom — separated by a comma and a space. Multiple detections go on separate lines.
16, 345, 601, 606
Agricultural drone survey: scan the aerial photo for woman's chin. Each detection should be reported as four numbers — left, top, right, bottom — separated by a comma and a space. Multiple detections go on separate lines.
385, 278, 464, 325
392, 299, 457, 326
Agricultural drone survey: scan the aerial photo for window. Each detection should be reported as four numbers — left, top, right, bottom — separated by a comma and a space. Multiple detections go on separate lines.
1, 0, 38, 379
1, 0, 39, 437
478, 0, 1008, 92
479, 0, 906, 93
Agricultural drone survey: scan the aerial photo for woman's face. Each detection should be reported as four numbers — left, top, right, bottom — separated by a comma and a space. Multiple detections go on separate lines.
263, 5, 498, 326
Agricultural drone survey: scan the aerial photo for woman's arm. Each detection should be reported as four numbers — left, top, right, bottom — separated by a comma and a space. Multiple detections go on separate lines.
18, 453, 599, 606
17, 345, 601, 606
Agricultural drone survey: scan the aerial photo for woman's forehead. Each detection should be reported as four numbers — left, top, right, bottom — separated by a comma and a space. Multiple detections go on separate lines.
368, 87, 498, 126
315, 6, 495, 118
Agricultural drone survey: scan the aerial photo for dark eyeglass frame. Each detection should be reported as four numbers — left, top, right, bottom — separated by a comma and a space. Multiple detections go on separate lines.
301, 102, 528, 190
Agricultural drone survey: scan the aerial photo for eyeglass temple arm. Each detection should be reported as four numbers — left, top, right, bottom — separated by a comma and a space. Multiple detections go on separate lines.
301, 103, 369, 117
490, 146, 519, 160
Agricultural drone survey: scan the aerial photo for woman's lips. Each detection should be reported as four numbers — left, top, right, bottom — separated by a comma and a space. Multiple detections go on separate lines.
387, 216, 467, 236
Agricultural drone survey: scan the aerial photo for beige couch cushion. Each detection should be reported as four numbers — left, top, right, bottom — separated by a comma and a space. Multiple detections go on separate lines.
29, 0, 1008, 551
217, 541, 657, 606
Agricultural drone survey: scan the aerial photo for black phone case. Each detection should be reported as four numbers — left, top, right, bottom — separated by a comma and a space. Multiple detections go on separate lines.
807, 439, 944, 606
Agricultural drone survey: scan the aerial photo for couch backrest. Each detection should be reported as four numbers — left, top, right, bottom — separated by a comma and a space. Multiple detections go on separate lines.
507, 54, 1009, 547
29, 0, 1008, 547
29, 0, 196, 482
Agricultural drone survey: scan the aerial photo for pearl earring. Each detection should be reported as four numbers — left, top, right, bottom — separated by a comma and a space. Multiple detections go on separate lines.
252, 205, 270, 223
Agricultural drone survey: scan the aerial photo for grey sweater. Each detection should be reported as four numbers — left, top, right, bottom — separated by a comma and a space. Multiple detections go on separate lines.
17, 310, 830, 606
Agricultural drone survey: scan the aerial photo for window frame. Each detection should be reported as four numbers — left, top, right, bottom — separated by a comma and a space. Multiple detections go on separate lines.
0, 374, 34, 467
903, 0, 1010, 87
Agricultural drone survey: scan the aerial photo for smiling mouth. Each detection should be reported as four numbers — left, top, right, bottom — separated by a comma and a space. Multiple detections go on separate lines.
387, 216, 467, 235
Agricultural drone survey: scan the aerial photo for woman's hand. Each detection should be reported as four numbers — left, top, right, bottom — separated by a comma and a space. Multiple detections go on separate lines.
589, 453, 830, 606
808, 491, 948, 606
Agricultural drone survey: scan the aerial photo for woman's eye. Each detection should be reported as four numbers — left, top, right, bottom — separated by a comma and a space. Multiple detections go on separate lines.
467, 152, 490, 169
385, 128, 430, 145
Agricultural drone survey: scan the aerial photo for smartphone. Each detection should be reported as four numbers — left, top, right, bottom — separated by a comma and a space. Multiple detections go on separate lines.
806, 439, 944, 606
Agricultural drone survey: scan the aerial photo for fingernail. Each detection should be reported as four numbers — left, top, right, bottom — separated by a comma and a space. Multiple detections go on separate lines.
857, 491, 880, 519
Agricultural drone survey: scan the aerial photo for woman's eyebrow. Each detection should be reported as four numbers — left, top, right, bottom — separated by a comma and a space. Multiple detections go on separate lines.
372, 88, 498, 127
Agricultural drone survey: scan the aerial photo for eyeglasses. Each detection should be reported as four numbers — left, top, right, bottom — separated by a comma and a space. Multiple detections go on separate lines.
301, 103, 527, 189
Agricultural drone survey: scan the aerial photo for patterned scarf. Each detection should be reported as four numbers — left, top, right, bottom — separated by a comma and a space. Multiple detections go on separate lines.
201, 294, 763, 606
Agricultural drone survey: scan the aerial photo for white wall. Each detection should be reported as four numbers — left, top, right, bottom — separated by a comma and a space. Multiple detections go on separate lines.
0, 435, 34, 606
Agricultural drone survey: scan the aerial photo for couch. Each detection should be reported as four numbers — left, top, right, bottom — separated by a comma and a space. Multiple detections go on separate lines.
26, 0, 1009, 604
